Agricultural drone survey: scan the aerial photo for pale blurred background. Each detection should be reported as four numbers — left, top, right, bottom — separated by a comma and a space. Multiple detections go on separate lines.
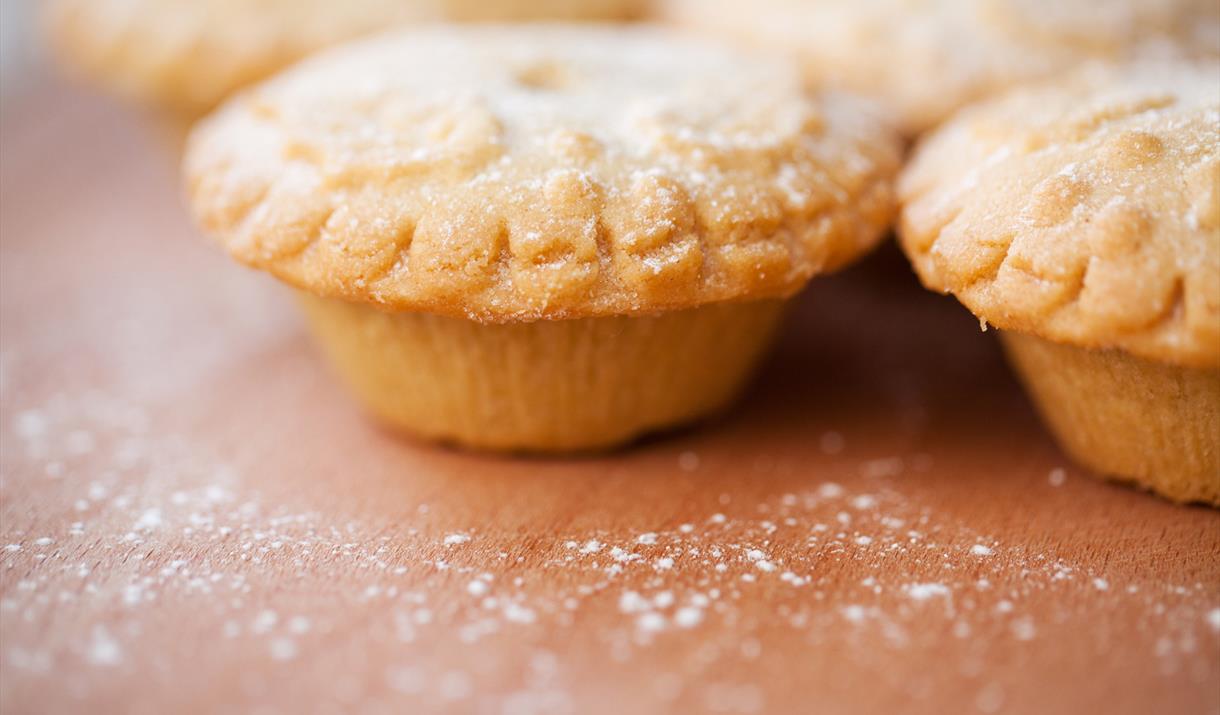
1, 0, 43, 99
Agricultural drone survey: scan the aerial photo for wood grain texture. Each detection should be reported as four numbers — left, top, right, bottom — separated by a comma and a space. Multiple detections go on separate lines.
1, 84, 1218, 715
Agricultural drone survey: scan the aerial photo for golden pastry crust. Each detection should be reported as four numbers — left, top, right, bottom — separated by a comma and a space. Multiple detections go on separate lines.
44, 0, 646, 117
899, 62, 1220, 369
660, 0, 1220, 134
298, 294, 785, 452
1002, 332, 1219, 505
186, 26, 900, 323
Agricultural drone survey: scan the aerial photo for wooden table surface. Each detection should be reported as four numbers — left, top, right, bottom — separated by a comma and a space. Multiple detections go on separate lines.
1, 82, 1218, 715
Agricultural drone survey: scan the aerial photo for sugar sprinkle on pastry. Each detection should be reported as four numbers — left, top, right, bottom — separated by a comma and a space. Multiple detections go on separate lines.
187, 25, 901, 324
900, 61, 1220, 369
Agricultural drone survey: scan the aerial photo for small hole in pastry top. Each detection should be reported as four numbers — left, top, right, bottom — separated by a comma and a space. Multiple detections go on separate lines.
512, 60, 574, 91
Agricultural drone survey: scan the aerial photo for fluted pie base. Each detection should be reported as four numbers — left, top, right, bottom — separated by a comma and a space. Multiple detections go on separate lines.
1002, 332, 1219, 506
297, 294, 785, 453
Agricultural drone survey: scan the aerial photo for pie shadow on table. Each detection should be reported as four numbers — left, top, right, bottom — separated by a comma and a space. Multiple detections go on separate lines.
202, 240, 1196, 529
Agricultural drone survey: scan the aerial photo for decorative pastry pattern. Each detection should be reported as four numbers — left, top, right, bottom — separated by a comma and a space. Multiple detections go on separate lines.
188, 27, 900, 322
900, 62, 1220, 368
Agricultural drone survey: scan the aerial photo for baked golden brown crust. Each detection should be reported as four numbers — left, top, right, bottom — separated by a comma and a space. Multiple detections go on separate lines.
298, 294, 785, 452
899, 62, 1220, 368
186, 26, 901, 323
1001, 332, 1219, 505
660, 0, 1220, 134
45, 0, 647, 117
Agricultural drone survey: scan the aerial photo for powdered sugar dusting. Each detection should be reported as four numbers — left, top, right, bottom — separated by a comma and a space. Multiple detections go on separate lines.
906, 583, 951, 601
1, 388, 1216, 712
